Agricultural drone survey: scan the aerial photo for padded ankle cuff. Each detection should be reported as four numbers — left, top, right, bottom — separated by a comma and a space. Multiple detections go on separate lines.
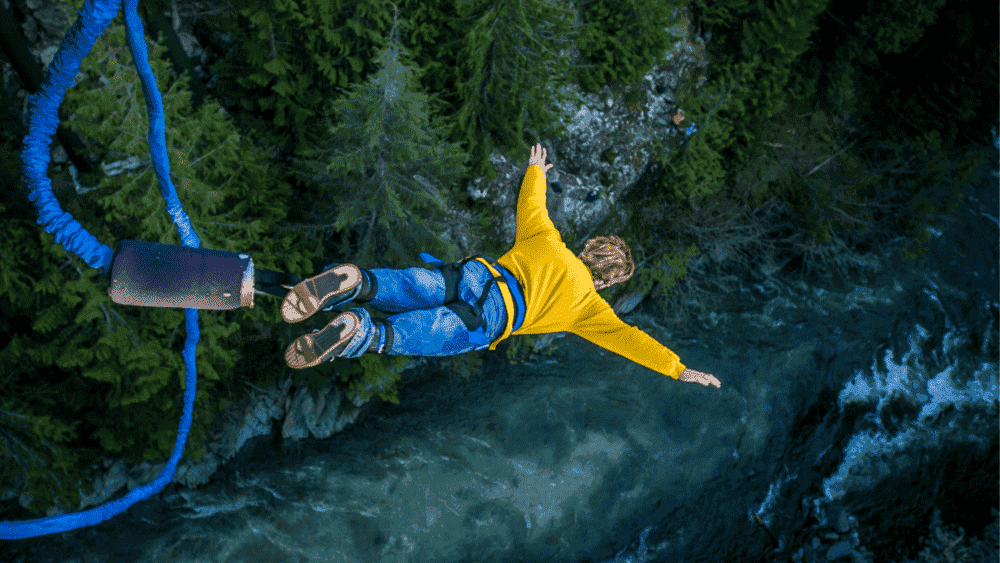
367, 319, 393, 354
355, 269, 377, 303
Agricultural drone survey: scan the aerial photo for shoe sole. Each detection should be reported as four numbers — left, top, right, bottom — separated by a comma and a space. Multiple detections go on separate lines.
281, 264, 362, 324
285, 311, 360, 369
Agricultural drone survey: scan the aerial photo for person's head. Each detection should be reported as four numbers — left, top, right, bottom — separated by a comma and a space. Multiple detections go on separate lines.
577, 235, 634, 290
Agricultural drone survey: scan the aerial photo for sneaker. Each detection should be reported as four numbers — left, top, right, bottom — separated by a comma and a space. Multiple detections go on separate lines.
285, 311, 360, 369
281, 264, 364, 323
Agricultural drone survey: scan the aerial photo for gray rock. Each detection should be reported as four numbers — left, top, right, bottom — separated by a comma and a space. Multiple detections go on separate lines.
826, 540, 854, 561
612, 288, 650, 316
77, 458, 127, 508
177, 31, 202, 61
443, 9, 709, 257
282, 380, 362, 440
53, 354, 427, 514
51, 144, 67, 164
36, 45, 59, 73
126, 460, 165, 493
32, 5, 72, 39
461, 64, 691, 253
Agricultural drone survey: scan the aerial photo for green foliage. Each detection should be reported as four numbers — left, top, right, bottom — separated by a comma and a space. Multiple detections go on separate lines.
572, 0, 686, 94
835, 0, 997, 156
654, 0, 984, 266
0, 395, 89, 513
842, 131, 987, 260
504, 333, 560, 365
730, 93, 867, 207
644, 0, 833, 211
440, 0, 587, 184
207, 0, 397, 154
436, 352, 484, 381
200, 0, 690, 195
1, 13, 314, 516
596, 189, 704, 314
289, 12, 469, 271
652, 54, 764, 202
0, 231, 103, 513
676, 0, 828, 170
336, 354, 409, 405
782, 0, 994, 255
628, 243, 702, 310
847, 0, 949, 63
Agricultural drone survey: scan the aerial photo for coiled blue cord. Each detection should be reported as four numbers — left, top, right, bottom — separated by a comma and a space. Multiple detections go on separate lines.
1, 0, 201, 539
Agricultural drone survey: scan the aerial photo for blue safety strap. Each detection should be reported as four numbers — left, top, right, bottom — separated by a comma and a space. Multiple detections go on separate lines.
1, 0, 202, 539
419, 252, 525, 344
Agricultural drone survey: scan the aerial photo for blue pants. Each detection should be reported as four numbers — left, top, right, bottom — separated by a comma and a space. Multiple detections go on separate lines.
320, 260, 510, 358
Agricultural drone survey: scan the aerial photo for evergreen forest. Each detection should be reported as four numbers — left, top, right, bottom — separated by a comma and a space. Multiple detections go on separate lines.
0, 0, 995, 517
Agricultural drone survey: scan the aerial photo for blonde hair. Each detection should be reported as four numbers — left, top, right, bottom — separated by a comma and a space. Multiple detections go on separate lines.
577, 235, 634, 290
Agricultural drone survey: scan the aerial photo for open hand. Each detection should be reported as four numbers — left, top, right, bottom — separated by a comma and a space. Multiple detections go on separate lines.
528, 143, 554, 173
679, 368, 721, 389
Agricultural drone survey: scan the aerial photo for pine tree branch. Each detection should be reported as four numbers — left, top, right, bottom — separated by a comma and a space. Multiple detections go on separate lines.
824, 203, 868, 225
0, 427, 34, 475
802, 135, 866, 178
166, 324, 179, 349
358, 207, 377, 260
190, 143, 225, 167
99, 302, 112, 337
110, 306, 141, 352
37, 255, 76, 291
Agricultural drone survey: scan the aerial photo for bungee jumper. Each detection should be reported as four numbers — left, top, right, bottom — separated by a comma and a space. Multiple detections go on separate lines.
1, 0, 718, 541
278, 144, 722, 390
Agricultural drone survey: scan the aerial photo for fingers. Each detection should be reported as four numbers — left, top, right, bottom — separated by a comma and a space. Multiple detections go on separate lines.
695, 371, 721, 388
530, 143, 546, 161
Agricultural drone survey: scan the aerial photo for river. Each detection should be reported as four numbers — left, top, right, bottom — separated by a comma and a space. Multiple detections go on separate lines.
5, 134, 997, 563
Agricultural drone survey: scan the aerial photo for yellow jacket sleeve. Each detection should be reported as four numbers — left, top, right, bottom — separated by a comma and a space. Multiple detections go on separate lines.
515, 165, 556, 242
571, 307, 686, 379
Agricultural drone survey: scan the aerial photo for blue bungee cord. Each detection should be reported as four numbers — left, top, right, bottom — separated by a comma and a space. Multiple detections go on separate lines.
1, 0, 202, 539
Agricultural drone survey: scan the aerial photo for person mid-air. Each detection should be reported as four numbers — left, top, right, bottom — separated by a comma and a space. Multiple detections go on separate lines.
281, 144, 721, 389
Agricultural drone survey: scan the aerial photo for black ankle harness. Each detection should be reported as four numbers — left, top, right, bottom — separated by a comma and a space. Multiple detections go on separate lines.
355, 274, 395, 355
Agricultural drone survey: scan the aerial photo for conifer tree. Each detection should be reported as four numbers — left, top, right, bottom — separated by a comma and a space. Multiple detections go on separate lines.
289, 2, 470, 269
774, 0, 996, 258
361, 0, 684, 184
655, 0, 990, 262
208, 0, 398, 159
287, 2, 489, 404
438, 0, 590, 182
571, 0, 685, 94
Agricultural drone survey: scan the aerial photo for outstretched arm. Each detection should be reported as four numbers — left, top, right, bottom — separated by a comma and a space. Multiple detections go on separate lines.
679, 368, 721, 389
514, 143, 558, 242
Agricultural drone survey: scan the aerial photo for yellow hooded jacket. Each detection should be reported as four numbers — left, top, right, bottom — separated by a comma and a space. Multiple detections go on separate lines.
488, 164, 685, 379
